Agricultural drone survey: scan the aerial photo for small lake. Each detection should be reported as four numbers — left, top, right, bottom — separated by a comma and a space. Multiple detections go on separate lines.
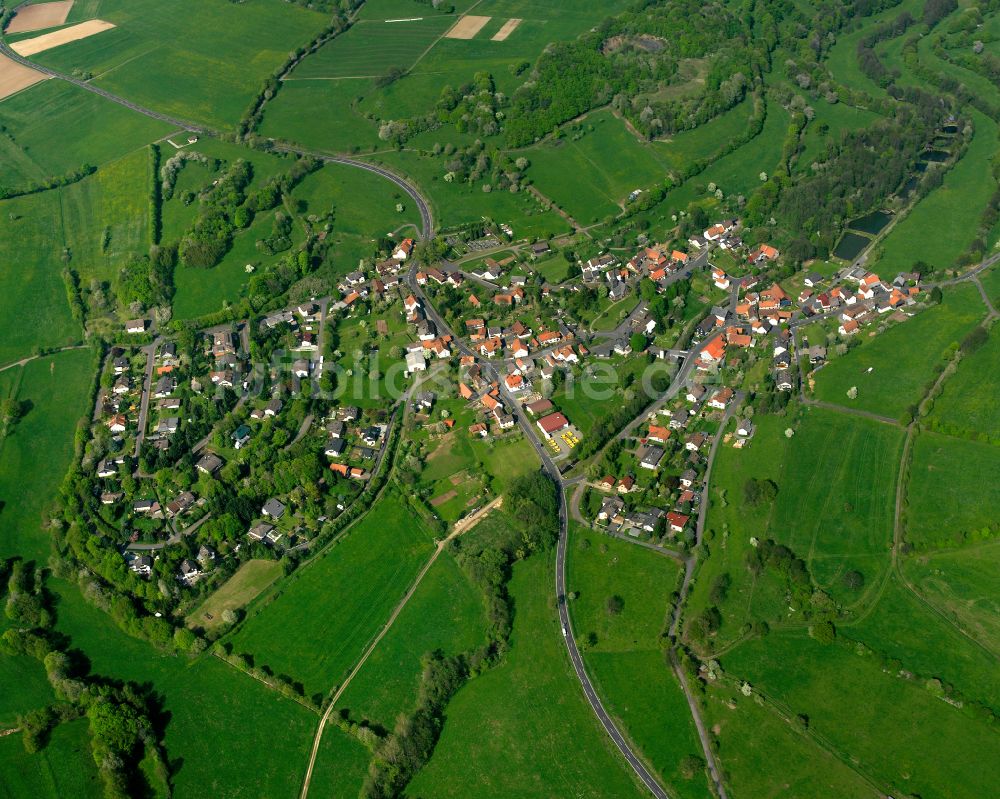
921, 149, 949, 162
898, 176, 920, 196
849, 210, 893, 235
942, 124, 959, 134
833, 232, 871, 261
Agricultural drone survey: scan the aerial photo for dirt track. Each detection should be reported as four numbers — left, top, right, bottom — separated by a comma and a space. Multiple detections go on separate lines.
11, 19, 116, 57
5, 0, 74, 34
0, 53, 48, 100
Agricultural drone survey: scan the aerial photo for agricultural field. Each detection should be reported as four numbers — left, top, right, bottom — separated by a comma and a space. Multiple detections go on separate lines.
812, 283, 985, 419
903, 541, 1000, 658
723, 631, 1000, 799
333, 552, 487, 729
927, 327, 1000, 441
186, 558, 283, 632
227, 491, 437, 699
0, 79, 171, 190
0, 348, 95, 564
50, 577, 318, 799
876, 111, 999, 273
566, 526, 709, 799
0, 718, 103, 799
305, 725, 372, 799
406, 552, 649, 799
767, 407, 903, 606
31, 0, 328, 130
905, 432, 1000, 550
703, 680, 881, 799
361, 148, 570, 235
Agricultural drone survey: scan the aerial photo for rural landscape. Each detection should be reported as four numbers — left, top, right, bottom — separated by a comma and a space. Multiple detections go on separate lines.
0, 0, 998, 797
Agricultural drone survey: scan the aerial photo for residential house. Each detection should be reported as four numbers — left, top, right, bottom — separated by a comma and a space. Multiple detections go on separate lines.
639, 445, 664, 470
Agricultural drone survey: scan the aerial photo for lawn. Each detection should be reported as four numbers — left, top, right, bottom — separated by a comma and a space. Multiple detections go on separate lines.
0, 79, 171, 190
0, 718, 102, 799
876, 110, 998, 273
0, 349, 95, 564
50, 577, 319, 799
227, 491, 437, 699
306, 724, 372, 799
703, 681, 880, 799
723, 631, 1000, 799
32, 0, 329, 131
982, 263, 1000, 306
767, 407, 903, 606
566, 526, 709, 799
905, 431, 1000, 550
927, 327, 1000, 442
186, 558, 283, 632
903, 540, 1000, 660
406, 552, 649, 798
524, 110, 676, 224
290, 16, 453, 80
335, 551, 487, 729
812, 283, 985, 419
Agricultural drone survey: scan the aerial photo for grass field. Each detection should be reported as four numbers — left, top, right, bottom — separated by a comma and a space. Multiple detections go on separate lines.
566, 526, 709, 799
291, 16, 453, 80
0, 349, 94, 564
334, 552, 487, 729
0, 80, 171, 190
982, 264, 1000, 305
186, 559, 283, 631
0, 718, 102, 799
50, 578, 318, 799
905, 431, 1000, 550
227, 491, 436, 699
32, 0, 328, 130
812, 283, 985, 419
846, 573, 1000, 709
362, 149, 570, 235
306, 724, 372, 799
0, 652, 53, 728
798, 100, 880, 169
703, 681, 880, 799
877, 111, 998, 273
927, 328, 1000, 441
407, 552, 648, 798
767, 407, 903, 605
653, 97, 757, 170
724, 631, 1000, 799
904, 540, 1000, 659
524, 111, 674, 223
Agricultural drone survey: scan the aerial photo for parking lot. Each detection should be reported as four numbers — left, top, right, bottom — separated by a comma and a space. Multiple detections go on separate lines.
543, 425, 582, 459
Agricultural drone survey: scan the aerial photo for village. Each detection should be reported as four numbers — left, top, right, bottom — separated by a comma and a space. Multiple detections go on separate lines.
75, 208, 932, 610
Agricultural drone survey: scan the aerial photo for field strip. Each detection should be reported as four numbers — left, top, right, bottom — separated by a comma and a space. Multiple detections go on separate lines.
5, 0, 74, 34
11, 20, 116, 57
491, 18, 522, 41
445, 14, 491, 39
0, 53, 48, 101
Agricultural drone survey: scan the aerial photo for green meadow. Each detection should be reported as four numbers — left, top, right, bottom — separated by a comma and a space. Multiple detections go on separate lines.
227, 491, 436, 699
306, 725, 372, 799
50, 577, 318, 799
0, 349, 95, 564
905, 431, 1000, 550
406, 552, 648, 798
704, 681, 880, 798
33, 0, 328, 130
0, 80, 171, 190
334, 552, 487, 729
927, 327, 1000, 441
904, 540, 1000, 657
877, 111, 999, 273
798, 100, 881, 169
0, 718, 102, 799
566, 526, 709, 799
813, 283, 985, 419
723, 631, 1000, 799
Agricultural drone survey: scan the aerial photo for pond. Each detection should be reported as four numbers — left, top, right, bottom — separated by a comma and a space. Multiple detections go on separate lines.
942, 124, 959, 134
921, 149, 949, 162
849, 210, 893, 235
833, 232, 871, 261
898, 176, 920, 196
